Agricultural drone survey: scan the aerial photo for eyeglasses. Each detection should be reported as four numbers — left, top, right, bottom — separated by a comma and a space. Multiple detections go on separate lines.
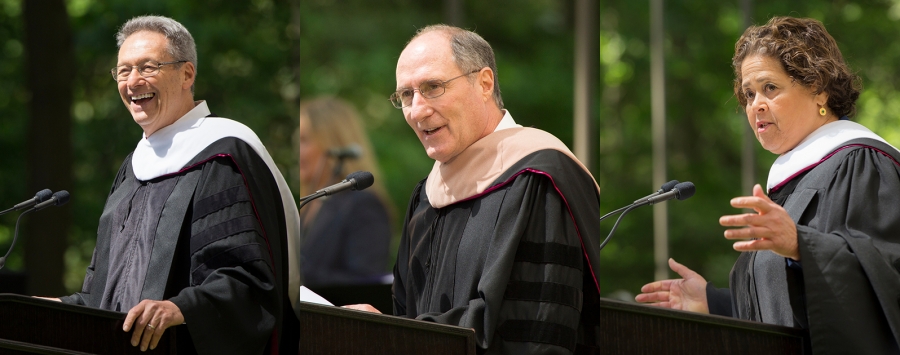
111, 60, 187, 82
389, 69, 480, 109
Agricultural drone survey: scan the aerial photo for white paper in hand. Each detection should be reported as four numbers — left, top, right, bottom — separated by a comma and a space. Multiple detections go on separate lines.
300, 285, 333, 306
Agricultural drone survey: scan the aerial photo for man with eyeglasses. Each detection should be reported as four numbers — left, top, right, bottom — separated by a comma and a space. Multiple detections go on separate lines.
50, 15, 300, 354
349, 25, 603, 354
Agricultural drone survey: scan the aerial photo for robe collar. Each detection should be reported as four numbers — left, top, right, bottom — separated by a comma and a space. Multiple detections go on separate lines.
766, 119, 895, 192
131, 100, 267, 181
494, 109, 521, 131
425, 111, 598, 208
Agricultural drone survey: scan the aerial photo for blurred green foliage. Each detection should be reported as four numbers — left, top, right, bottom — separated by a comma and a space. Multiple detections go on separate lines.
0, 0, 898, 298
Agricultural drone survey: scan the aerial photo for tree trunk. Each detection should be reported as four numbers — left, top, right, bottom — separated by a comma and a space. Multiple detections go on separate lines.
22, 0, 73, 296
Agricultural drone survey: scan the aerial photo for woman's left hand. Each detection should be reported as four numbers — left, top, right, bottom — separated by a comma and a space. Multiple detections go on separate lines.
719, 184, 800, 260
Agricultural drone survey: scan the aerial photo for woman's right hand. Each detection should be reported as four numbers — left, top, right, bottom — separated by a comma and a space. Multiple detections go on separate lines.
634, 258, 710, 314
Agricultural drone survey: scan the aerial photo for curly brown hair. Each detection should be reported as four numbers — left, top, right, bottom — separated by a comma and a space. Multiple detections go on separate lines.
732, 16, 861, 118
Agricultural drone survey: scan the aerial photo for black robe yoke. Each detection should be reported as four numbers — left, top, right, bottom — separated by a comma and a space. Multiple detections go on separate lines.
60, 137, 299, 354
393, 150, 602, 355
728, 139, 900, 354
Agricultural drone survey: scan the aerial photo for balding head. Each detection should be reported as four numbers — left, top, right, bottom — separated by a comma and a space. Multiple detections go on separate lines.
395, 26, 504, 163
410, 25, 503, 109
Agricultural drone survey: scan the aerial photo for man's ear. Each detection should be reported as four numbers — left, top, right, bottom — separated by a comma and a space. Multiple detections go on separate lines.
478, 68, 494, 101
181, 62, 196, 90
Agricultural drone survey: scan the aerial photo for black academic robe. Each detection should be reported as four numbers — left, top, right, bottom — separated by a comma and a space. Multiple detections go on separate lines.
722, 138, 900, 354
393, 149, 603, 355
60, 138, 299, 355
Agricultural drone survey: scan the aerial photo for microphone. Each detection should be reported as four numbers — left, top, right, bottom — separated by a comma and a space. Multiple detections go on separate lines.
633, 180, 679, 204
645, 182, 695, 205
598, 182, 696, 251
298, 171, 375, 210
0, 189, 53, 216
601, 180, 679, 223
32, 191, 71, 212
316, 171, 374, 196
0, 190, 71, 270
327, 144, 362, 159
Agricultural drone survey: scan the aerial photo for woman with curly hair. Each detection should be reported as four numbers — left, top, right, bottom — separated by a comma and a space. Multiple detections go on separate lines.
637, 16, 900, 354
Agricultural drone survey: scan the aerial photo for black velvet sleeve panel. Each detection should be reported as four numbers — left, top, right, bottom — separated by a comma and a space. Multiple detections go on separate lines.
169, 137, 297, 355
167, 155, 279, 355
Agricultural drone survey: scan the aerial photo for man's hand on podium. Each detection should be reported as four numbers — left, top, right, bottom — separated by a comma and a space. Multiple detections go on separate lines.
342, 304, 382, 313
33, 296, 61, 302
123, 300, 185, 352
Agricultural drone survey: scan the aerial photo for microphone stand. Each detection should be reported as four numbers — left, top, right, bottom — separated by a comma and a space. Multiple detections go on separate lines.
298, 171, 374, 211
598, 203, 643, 251
298, 191, 326, 211
0, 208, 36, 270
597, 182, 695, 252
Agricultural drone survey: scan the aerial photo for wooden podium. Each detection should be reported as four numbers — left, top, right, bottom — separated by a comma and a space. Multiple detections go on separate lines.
588, 297, 806, 354
0, 293, 175, 354
0, 294, 804, 354
298, 301, 477, 354
298, 298, 806, 355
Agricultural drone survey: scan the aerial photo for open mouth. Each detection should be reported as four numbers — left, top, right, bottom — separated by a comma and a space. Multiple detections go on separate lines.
131, 92, 155, 105
756, 122, 772, 131
423, 126, 442, 136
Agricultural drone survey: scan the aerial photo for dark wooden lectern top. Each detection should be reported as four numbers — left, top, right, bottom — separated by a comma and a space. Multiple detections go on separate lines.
299, 298, 807, 355
0, 293, 175, 354
591, 297, 807, 354
298, 301, 477, 355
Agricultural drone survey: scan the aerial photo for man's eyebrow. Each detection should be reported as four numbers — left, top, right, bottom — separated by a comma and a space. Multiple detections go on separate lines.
116, 57, 157, 66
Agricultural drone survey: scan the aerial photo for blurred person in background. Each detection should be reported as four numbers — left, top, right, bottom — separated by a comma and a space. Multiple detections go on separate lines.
297, 96, 392, 287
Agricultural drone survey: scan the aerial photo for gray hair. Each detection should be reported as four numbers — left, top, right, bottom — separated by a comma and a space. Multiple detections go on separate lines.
413, 25, 504, 109
116, 15, 197, 90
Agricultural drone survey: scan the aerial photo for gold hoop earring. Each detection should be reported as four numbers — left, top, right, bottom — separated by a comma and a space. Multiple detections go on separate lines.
819, 107, 827, 116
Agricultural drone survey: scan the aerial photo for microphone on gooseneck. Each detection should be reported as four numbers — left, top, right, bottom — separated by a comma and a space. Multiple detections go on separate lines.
0, 189, 53, 216
598, 182, 696, 251
32, 191, 71, 212
645, 182, 695, 205
0, 190, 71, 270
298, 171, 375, 211
600, 180, 679, 223
633, 180, 679, 204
